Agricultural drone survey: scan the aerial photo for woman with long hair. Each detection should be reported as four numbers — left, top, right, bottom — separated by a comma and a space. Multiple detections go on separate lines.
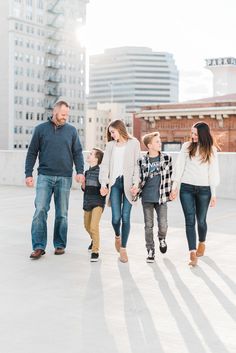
99, 120, 141, 263
171, 122, 220, 266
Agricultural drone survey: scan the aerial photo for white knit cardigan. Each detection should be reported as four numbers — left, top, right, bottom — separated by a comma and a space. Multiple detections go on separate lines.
99, 138, 141, 205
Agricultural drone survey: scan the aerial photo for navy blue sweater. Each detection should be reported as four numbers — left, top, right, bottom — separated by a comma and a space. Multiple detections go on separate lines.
25, 119, 84, 177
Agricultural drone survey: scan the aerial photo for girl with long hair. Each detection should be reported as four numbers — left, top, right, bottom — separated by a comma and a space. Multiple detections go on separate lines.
171, 122, 220, 266
99, 120, 141, 263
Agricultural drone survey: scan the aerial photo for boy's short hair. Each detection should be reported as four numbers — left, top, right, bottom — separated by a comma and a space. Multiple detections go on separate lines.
142, 132, 160, 148
93, 148, 104, 165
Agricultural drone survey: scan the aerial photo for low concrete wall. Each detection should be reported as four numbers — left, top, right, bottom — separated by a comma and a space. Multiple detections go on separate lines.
169, 152, 236, 200
0, 150, 235, 199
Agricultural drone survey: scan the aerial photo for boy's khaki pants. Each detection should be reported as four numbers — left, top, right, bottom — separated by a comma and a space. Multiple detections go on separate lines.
84, 206, 103, 253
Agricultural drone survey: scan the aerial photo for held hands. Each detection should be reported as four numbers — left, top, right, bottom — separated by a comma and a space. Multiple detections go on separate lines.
100, 187, 109, 196
25, 177, 34, 187
130, 185, 139, 197
169, 188, 178, 201
75, 174, 85, 184
210, 196, 216, 207
81, 177, 86, 190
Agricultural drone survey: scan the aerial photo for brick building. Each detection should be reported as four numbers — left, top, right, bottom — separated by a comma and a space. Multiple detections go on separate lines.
134, 94, 236, 152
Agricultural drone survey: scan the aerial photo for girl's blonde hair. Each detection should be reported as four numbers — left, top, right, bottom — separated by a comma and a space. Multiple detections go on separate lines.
142, 132, 160, 148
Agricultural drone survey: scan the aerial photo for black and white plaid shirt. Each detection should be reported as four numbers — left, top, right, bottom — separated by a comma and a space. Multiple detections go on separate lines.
137, 152, 173, 204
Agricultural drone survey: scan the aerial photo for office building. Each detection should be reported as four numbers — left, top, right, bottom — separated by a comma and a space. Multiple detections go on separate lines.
0, 0, 88, 149
206, 57, 236, 96
89, 46, 179, 112
85, 103, 133, 150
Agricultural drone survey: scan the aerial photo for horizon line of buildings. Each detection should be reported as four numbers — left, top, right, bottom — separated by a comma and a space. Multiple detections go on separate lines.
0, 0, 236, 151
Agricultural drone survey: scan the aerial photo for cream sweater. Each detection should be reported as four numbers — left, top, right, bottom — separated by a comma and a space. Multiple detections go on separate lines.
99, 138, 141, 205
172, 142, 220, 196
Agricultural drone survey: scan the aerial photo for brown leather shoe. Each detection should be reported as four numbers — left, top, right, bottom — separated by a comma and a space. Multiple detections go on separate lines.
196, 242, 205, 257
119, 247, 128, 263
189, 251, 198, 266
54, 248, 65, 255
30, 249, 45, 259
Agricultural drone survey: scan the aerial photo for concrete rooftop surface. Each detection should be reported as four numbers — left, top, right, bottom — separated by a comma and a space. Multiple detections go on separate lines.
0, 185, 236, 353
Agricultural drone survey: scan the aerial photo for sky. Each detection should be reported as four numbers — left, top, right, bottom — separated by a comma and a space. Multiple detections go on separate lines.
83, 0, 236, 101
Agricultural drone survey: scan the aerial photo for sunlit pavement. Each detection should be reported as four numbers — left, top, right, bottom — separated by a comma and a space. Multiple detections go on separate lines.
0, 185, 236, 353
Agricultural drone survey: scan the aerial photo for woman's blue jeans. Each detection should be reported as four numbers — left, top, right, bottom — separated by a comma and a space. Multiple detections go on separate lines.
110, 176, 132, 248
180, 183, 211, 251
31, 174, 72, 250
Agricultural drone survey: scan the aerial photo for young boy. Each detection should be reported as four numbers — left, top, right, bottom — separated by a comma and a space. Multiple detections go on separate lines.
82, 148, 106, 262
134, 132, 173, 263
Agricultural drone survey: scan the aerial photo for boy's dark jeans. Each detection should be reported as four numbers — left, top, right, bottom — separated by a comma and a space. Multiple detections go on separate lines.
180, 183, 211, 251
142, 202, 167, 253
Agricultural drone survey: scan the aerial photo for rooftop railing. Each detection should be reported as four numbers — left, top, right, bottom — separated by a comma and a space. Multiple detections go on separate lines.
0, 150, 235, 200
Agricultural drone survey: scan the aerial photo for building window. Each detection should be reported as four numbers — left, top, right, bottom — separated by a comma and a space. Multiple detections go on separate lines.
37, 0, 44, 9
26, 10, 33, 20
37, 15, 43, 24
13, 7, 20, 18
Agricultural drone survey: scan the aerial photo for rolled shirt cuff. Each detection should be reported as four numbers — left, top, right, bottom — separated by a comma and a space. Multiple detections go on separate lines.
171, 181, 178, 191
210, 186, 216, 197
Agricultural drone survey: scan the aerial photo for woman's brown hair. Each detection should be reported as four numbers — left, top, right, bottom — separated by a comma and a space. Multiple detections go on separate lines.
106, 120, 131, 142
188, 122, 216, 163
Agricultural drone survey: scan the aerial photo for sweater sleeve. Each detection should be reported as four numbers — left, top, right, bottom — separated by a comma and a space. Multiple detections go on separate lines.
99, 142, 112, 188
209, 147, 220, 197
25, 127, 40, 177
171, 142, 188, 190
72, 130, 84, 174
132, 139, 141, 187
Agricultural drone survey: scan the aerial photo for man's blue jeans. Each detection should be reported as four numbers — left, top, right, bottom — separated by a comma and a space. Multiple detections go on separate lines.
180, 183, 211, 251
110, 176, 132, 248
31, 174, 72, 250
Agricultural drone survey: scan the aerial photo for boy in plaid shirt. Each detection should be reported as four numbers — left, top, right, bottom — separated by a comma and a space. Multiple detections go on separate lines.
132, 132, 174, 262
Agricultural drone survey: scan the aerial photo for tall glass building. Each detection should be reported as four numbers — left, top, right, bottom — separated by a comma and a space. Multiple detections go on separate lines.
0, 0, 89, 149
89, 46, 179, 112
